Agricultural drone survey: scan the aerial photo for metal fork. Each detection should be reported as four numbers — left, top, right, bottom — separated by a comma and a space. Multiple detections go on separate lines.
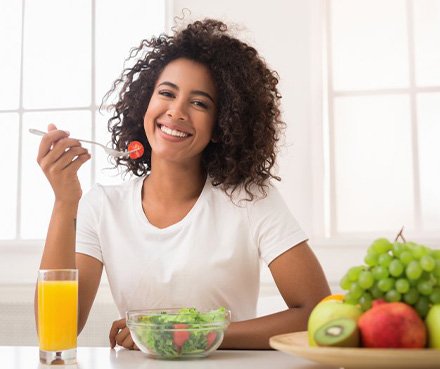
29, 128, 135, 158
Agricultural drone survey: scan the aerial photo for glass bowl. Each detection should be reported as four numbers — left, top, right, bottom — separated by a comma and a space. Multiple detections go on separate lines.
126, 307, 231, 359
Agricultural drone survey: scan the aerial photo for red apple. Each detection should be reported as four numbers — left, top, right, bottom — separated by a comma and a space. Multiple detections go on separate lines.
358, 300, 426, 348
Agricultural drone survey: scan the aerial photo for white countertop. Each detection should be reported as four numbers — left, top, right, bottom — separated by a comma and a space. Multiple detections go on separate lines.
2, 346, 336, 369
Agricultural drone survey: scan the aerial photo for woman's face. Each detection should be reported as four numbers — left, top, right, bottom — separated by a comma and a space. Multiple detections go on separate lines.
144, 58, 217, 168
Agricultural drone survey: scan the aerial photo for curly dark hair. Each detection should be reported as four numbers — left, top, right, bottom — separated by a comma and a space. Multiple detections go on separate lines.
105, 18, 285, 200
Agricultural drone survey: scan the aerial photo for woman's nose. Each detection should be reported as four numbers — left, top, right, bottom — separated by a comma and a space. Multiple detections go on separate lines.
166, 101, 187, 121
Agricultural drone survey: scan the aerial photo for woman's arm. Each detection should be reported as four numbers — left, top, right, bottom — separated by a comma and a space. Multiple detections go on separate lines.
220, 241, 330, 349
33, 124, 102, 334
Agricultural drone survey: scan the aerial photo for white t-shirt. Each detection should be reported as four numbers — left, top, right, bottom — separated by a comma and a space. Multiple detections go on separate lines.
76, 176, 307, 322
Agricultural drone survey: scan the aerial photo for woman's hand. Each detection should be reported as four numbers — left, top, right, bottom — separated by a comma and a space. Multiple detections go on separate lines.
109, 318, 138, 350
37, 123, 90, 203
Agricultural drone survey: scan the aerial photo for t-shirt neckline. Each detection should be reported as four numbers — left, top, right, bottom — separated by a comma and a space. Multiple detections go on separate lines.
133, 175, 209, 233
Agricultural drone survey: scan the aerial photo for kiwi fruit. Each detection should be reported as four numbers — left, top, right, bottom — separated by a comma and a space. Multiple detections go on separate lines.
314, 317, 360, 347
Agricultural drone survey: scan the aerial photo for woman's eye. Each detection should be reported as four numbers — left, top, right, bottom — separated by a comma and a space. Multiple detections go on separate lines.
158, 90, 174, 98
192, 100, 208, 109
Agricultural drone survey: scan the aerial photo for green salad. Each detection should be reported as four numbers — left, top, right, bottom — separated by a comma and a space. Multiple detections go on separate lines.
134, 307, 228, 358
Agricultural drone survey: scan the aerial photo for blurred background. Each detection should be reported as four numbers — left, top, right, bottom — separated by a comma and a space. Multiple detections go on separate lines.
0, 0, 439, 346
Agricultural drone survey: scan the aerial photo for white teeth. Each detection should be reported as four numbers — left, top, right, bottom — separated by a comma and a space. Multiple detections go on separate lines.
160, 125, 189, 138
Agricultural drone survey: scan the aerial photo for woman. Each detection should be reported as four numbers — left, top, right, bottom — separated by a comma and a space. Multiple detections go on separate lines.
35, 19, 330, 349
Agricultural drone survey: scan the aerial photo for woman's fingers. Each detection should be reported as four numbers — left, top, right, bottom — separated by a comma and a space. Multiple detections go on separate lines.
38, 137, 91, 175
39, 137, 82, 166
36, 129, 70, 164
117, 328, 133, 348
66, 151, 91, 173
47, 123, 58, 132
35, 124, 90, 202
109, 319, 137, 350
109, 319, 126, 348
115, 328, 130, 345
49, 146, 89, 172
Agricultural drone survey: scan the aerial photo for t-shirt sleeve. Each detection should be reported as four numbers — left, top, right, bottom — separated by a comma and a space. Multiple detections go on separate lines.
76, 184, 104, 263
248, 185, 308, 265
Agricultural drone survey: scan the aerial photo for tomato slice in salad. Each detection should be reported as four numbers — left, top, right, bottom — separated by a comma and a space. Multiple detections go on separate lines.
206, 331, 217, 348
172, 324, 190, 347
128, 141, 144, 159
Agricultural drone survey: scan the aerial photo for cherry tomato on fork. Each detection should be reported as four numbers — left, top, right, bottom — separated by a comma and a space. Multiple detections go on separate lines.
128, 141, 144, 159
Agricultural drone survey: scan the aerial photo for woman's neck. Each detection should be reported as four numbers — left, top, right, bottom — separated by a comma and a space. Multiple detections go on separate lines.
143, 160, 206, 205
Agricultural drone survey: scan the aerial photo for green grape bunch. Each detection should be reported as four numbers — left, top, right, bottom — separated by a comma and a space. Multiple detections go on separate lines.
340, 234, 440, 318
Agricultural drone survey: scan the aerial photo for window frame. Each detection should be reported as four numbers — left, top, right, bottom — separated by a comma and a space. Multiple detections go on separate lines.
322, 0, 440, 243
0, 0, 173, 287
0, 0, 173, 243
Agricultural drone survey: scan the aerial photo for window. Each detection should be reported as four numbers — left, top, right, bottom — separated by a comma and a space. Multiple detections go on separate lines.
324, 0, 440, 240
0, 0, 168, 240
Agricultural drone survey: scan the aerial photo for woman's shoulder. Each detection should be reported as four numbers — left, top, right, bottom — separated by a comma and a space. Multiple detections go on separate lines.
82, 175, 144, 202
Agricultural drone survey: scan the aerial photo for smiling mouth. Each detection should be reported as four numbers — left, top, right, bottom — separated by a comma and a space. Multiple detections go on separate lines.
158, 124, 191, 138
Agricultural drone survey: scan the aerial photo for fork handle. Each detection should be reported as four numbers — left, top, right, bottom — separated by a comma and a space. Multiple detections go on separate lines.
29, 128, 71, 137
29, 128, 107, 149
73, 137, 106, 149
28, 128, 47, 136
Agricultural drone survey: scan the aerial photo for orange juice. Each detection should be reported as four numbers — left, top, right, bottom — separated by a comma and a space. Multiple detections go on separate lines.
38, 280, 78, 351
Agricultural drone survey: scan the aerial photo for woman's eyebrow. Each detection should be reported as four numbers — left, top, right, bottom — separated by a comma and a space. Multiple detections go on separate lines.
157, 81, 215, 104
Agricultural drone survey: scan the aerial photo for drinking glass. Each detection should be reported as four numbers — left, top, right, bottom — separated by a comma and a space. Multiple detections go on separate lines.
38, 269, 78, 365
